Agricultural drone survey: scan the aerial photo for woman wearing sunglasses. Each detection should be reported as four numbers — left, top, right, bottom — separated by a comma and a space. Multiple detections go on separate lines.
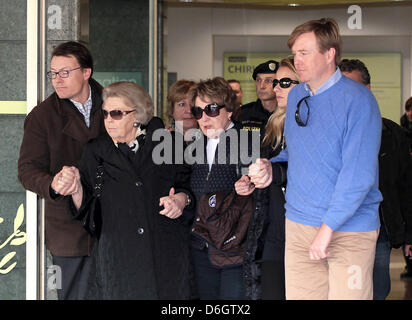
187, 77, 251, 300
237, 57, 300, 300
57, 81, 194, 299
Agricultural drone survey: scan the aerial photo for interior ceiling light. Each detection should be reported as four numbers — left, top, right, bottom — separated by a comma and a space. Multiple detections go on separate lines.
288, 3, 301, 6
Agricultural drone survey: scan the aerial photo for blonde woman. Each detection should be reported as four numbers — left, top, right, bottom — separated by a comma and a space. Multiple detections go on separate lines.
263, 57, 300, 152
238, 57, 299, 300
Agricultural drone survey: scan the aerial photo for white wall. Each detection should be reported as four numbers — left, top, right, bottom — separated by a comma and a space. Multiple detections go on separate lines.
167, 4, 412, 107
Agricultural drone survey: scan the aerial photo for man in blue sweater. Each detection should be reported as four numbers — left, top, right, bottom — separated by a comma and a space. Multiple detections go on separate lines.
247, 18, 382, 299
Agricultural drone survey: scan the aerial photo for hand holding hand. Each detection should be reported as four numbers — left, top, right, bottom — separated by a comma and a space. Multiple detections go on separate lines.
248, 158, 273, 189
234, 175, 255, 196
51, 166, 81, 196
159, 187, 187, 219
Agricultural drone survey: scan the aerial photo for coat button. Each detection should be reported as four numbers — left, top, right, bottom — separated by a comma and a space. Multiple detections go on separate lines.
135, 181, 143, 187
137, 227, 144, 235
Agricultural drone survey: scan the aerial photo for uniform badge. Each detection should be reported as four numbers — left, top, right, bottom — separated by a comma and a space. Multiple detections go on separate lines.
269, 63, 276, 71
209, 194, 217, 207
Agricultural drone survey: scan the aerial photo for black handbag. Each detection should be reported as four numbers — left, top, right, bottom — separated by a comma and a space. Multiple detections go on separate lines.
70, 163, 103, 239
81, 164, 103, 238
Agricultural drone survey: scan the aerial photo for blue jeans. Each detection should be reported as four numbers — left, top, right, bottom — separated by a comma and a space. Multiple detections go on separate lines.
191, 247, 245, 300
373, 226, 391, 300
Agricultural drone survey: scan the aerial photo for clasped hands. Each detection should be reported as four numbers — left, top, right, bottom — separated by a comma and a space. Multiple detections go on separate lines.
159, 187, 188, 220
51, 166, 81, 196
234, 158, 273, 196
234, 158, 333, 261
52, 168, 186, 220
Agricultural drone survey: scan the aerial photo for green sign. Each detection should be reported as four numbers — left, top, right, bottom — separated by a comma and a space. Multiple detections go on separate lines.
93, 72, 143, 87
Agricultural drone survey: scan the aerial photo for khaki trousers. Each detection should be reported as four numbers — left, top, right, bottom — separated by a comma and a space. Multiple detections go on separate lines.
285, 218, 379, 300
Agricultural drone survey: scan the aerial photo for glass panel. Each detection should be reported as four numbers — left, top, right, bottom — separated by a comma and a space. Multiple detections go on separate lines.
0, 0, 28, 300
89, 0, 150, 91
1, 0, 155, 300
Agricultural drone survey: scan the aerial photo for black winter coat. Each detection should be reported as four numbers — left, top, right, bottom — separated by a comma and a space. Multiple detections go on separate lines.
238, 99, 273, 140
243, 140, 287, 300
76, 117, 194, 299
379, 118, 412, 248
189, 124, 249, 255
400, 114, 412, 152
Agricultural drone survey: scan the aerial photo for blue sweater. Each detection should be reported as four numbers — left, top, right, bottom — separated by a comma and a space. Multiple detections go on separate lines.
272, 76, 382, 232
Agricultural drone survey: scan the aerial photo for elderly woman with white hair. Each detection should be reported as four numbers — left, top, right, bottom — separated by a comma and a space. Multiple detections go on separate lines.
56, 81, 194, 299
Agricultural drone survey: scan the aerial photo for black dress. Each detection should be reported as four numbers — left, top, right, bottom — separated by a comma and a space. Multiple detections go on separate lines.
75, 117, 194, 299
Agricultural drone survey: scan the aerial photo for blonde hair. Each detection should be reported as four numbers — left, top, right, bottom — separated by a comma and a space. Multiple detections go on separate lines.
102, 81, 154, 125
263, 57, 300, 150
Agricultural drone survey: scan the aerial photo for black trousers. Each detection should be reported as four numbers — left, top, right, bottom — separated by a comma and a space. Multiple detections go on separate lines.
261, 260, 285, 300
191, 247, 245, 300
50, 254, 92, 300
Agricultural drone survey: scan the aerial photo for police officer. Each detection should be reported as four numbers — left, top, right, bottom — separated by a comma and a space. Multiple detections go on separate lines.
240, 60, 279, 143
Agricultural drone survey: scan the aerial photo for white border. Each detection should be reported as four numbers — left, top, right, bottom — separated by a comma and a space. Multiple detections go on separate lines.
26, 0, 39, 300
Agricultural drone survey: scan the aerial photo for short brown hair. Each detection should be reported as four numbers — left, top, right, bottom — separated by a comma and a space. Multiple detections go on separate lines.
166, 79, 195, 123
52, 41, 94, 77
287, 18, 342, 66
102, 81, 154, 125
188, 77, 239, 113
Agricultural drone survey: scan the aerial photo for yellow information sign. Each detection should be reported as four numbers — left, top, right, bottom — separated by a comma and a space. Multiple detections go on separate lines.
0, 101, 27, 114
223, 52, 290, 105
341, 53, 401, 124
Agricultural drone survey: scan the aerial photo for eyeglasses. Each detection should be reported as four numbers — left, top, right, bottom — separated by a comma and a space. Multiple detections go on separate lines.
103, 109, 136, 120
47, 67, 82, 79
295, 96, 310, 127
191, 103, 225, 120
273, 78, 300, 89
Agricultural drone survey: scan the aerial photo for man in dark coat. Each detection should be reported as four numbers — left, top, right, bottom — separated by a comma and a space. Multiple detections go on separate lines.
239, 60, 279, 142
18, 41, 105, 299
340, 58, 412, 300
400, 96, 412, 154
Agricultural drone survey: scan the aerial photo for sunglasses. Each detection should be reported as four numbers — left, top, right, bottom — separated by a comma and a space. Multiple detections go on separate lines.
273, 78, 300, 89
103, 109, 136, 120
191, 103, 225, 120
295, 96, 310, 127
